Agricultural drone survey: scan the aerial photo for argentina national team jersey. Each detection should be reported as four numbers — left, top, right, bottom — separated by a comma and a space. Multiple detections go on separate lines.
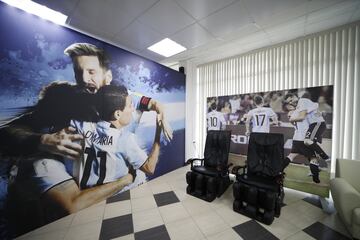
248, 107, 276, 133
70, 120, 147, 189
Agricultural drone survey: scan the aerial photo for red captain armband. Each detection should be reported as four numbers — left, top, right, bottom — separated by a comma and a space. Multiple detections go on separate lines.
139, 96, 151, 111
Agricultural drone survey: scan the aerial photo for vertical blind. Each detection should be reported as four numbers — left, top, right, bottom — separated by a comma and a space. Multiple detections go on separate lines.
196, 22, 360, 162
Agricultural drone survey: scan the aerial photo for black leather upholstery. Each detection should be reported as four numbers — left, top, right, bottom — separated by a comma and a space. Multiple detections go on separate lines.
233, 132, 286, 225
186, 130, 232, 202
247, 132, 285, 177
192, 166, 219, 177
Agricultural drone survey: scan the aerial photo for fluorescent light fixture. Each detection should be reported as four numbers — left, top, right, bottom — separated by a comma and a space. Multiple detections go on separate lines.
148, 38, 187, 57
1, 0, 68, 25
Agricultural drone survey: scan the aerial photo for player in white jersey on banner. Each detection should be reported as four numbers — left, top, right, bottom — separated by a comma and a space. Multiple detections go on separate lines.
207, 103, 226, 131
229, 95, 241, 114
284, 103, 320, 183
71, 85, 161, 192
284, 93, 330, 181
245, 95, 278, 136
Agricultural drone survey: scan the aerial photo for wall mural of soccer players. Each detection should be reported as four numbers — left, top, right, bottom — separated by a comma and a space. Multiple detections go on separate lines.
206, 86, 333, 198
0, 3, 185, 238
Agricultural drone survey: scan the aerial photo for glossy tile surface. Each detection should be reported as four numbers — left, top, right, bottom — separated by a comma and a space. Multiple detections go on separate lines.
17, 165, 352, 240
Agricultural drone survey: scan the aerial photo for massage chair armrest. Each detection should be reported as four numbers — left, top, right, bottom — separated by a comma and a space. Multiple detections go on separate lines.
186, 158, 204, 169
218, 163, 234, 177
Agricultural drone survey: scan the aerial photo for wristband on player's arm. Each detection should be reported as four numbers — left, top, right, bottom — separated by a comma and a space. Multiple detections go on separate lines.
139, 96, 151, 111
128, 164, 137, 182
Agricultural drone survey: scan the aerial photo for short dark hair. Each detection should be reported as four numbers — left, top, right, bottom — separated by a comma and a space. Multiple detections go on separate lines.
254, 95, 263, 106
96, 85, 128, 121
64, 43, 110, 70
301, 91, 311, 99
284, 93, 297, 103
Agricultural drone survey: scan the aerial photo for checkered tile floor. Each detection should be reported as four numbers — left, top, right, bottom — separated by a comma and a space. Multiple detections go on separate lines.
17, 165, 353, 240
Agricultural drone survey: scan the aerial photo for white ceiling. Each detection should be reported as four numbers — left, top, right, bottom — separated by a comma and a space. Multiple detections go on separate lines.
33, 0, 360, 66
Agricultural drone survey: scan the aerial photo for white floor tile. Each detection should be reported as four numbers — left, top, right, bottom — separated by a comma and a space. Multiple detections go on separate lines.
259, 217, 301, 239
168, 178, 188, 191
283, 187, 311, 205
71, 205, 105, 226
159, 202, 190, 224
130, 182, 153, 199
103, 200, 132, 219
165, 217, 205, 240
132, 208, 164, 232
206, 227, 243, 240
149, 181, 172, 194
65, 220, 102, 240
131, 195, 157, 213
215, 206, 251, 227
281, 205, 319, 229
17, 165, 351, 240
192, 211, 229, 237
173, 189, 194, 202
210, 190, 234, 211
293, 201, 328, 222
181, 197, 213, 216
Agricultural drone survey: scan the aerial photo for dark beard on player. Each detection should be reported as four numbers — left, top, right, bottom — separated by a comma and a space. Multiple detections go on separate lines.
85, 84, 97, 94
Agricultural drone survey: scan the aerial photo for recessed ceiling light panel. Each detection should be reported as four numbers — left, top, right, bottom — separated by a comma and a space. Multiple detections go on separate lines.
1, 0, 68, 25
148, 38, 187, 57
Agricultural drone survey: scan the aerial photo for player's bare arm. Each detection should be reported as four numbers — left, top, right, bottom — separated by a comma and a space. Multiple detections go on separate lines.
39, 126, 83, 160
44, 174, 133, 214
147, 99, 173, 142
140, 117, 161, 175
0, 123, 83, 160
289, 110, 307, 122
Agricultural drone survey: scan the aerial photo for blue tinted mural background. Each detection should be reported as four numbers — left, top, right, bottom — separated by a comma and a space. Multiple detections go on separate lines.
0, 2, 185, 237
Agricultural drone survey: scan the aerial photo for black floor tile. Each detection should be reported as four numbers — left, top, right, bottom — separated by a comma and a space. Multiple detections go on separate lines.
233, 220, 279, 240
99, 214, 133, 240
303, 222, 351, 240
303, 196, 322, 209
135, 225, 170, 240
153, 191, 180, 207
106, 190, 131, 204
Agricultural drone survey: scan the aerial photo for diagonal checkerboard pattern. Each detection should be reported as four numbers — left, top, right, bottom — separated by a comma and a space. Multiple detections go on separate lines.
17, 165, 353, 240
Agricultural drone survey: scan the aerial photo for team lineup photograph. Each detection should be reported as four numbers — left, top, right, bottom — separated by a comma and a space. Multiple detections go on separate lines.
206, 86, 333, 197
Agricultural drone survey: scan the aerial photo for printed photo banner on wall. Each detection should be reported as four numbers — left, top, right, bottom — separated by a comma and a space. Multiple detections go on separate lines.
206, 85, 333, 198
0, 2, 185, 238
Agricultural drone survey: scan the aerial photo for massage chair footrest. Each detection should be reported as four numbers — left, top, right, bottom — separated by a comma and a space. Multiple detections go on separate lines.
232, 181, 284, 225
186, 171, 231, 202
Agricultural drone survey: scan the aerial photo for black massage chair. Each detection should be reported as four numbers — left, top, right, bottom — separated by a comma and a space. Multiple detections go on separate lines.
232, 132, 288, 224
186, 130, 232, 202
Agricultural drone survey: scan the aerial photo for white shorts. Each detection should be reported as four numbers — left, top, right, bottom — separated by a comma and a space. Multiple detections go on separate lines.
16, 158, 73, 195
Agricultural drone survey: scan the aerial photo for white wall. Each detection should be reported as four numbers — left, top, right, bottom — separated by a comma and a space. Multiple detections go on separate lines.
180, 60, 198, 160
